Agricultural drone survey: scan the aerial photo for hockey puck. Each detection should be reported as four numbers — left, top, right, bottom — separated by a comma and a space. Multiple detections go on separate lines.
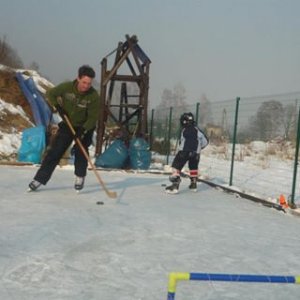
161, 184, 167, 187
96, 201, 104, 205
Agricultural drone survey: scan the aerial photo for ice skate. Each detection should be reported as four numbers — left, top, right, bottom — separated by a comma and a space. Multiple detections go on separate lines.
165, 176, 181, 194
74, 176, 85, 192
189, 177, 197, 192
28, 180, 41, 192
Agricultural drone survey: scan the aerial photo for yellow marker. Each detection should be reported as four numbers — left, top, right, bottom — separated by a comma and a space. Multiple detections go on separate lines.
168, 272, 190, 293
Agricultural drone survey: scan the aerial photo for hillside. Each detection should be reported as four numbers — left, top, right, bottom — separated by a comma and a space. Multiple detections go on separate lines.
0, 68, 33, 130
0, 64, 53, 160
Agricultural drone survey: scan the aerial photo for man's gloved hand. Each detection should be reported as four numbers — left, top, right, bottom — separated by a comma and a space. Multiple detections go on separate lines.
74, 127, 86, 140
54, 105, 66, 117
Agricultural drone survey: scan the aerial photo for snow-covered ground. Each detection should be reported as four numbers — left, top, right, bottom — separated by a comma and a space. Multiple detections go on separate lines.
1, 165, 300, 300
0, 64, 54, 94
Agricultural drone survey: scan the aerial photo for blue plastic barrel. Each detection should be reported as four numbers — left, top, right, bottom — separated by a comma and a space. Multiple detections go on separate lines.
129, 138, 151, 170
95, 139, 128, 169
18, 126, 46, 164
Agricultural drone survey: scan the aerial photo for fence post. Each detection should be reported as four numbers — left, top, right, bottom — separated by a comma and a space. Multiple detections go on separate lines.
166, 107, 173, 165
149, 108, 155, 150
290, 105, 300, 208
195, 102, 200, 125
229, 97, 240, 186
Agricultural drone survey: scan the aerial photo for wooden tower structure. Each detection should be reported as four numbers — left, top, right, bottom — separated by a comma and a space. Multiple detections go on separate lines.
95, 35, 151, 156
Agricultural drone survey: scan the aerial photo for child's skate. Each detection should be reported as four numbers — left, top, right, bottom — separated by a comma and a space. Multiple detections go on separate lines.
189, 177, 197, 192
165, 176, 181, 194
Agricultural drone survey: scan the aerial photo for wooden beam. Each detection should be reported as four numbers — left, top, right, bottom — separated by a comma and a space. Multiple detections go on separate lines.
111, 74, 141, 82
102, 47, 131, 86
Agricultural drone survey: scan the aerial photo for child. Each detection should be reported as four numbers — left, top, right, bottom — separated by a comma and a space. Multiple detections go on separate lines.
165, 112, 209, 194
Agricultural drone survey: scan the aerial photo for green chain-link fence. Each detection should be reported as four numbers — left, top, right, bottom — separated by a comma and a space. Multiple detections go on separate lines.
149, 92, 300, 207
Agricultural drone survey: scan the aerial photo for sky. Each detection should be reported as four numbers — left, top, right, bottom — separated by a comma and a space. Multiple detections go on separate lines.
1, 165, 300, 299
1, 0, 300, 107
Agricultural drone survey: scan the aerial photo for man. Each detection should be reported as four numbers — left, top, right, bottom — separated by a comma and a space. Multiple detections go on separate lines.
28, 65, 99, 192
165, 112, 209, 194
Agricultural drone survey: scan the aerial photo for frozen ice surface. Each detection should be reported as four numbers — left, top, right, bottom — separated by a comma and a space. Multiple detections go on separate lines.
1, 165, 300, 300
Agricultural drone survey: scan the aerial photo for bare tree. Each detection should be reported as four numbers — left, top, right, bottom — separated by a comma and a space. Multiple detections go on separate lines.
29, 61, 40, 71
156, 83, 188, 110
0, 35, 23, 68
283, 100, 299, 140
198, 93, 213, 127
173, 83, 186, 107
250, 100, 284, 141
157, 88, 172, 109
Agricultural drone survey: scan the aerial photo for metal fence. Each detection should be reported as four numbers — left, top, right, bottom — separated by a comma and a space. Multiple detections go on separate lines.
149, 92, 300, 207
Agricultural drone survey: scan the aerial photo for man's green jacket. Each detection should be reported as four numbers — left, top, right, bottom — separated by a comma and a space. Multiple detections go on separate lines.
47, 80, 99, 131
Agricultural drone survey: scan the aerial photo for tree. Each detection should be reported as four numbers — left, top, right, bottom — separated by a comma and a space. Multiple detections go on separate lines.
156, 83, 188, 109
0, 35, 23, 68
250, 100, 284, 141
173, 83, 186, 107
157, 88, 173, 110
151, 84, 188, 153
198, 93, 213, 127
282, 101, 298, 140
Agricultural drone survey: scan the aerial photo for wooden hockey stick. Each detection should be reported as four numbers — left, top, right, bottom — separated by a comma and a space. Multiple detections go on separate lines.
62, 112, 117, 199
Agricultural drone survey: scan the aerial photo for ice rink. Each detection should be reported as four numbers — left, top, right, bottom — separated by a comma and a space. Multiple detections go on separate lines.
1, 165, 300, 299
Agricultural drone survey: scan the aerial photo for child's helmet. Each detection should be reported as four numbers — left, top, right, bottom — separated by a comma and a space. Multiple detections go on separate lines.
180, 112, 194, 126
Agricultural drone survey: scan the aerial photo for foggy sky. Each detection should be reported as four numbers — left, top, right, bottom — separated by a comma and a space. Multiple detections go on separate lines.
1, 0, 300, 108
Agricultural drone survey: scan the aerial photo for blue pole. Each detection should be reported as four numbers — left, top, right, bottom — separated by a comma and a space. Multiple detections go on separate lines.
190, 273, 296, 283
167, 292, 175, 300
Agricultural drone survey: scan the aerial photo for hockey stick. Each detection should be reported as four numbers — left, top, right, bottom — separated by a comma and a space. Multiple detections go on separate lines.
60, 111, 117, 199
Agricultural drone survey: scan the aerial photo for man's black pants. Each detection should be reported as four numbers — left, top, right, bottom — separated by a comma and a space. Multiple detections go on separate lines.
34, 122, 94, 185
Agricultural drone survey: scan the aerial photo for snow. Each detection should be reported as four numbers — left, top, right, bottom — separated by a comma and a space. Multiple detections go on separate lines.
0, 98, 31, 154
1, 165, 300, 300
15, 68, 54, 94
0, 132, 21, 154
0, 98, 29, 119
0, 63, 55, 94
